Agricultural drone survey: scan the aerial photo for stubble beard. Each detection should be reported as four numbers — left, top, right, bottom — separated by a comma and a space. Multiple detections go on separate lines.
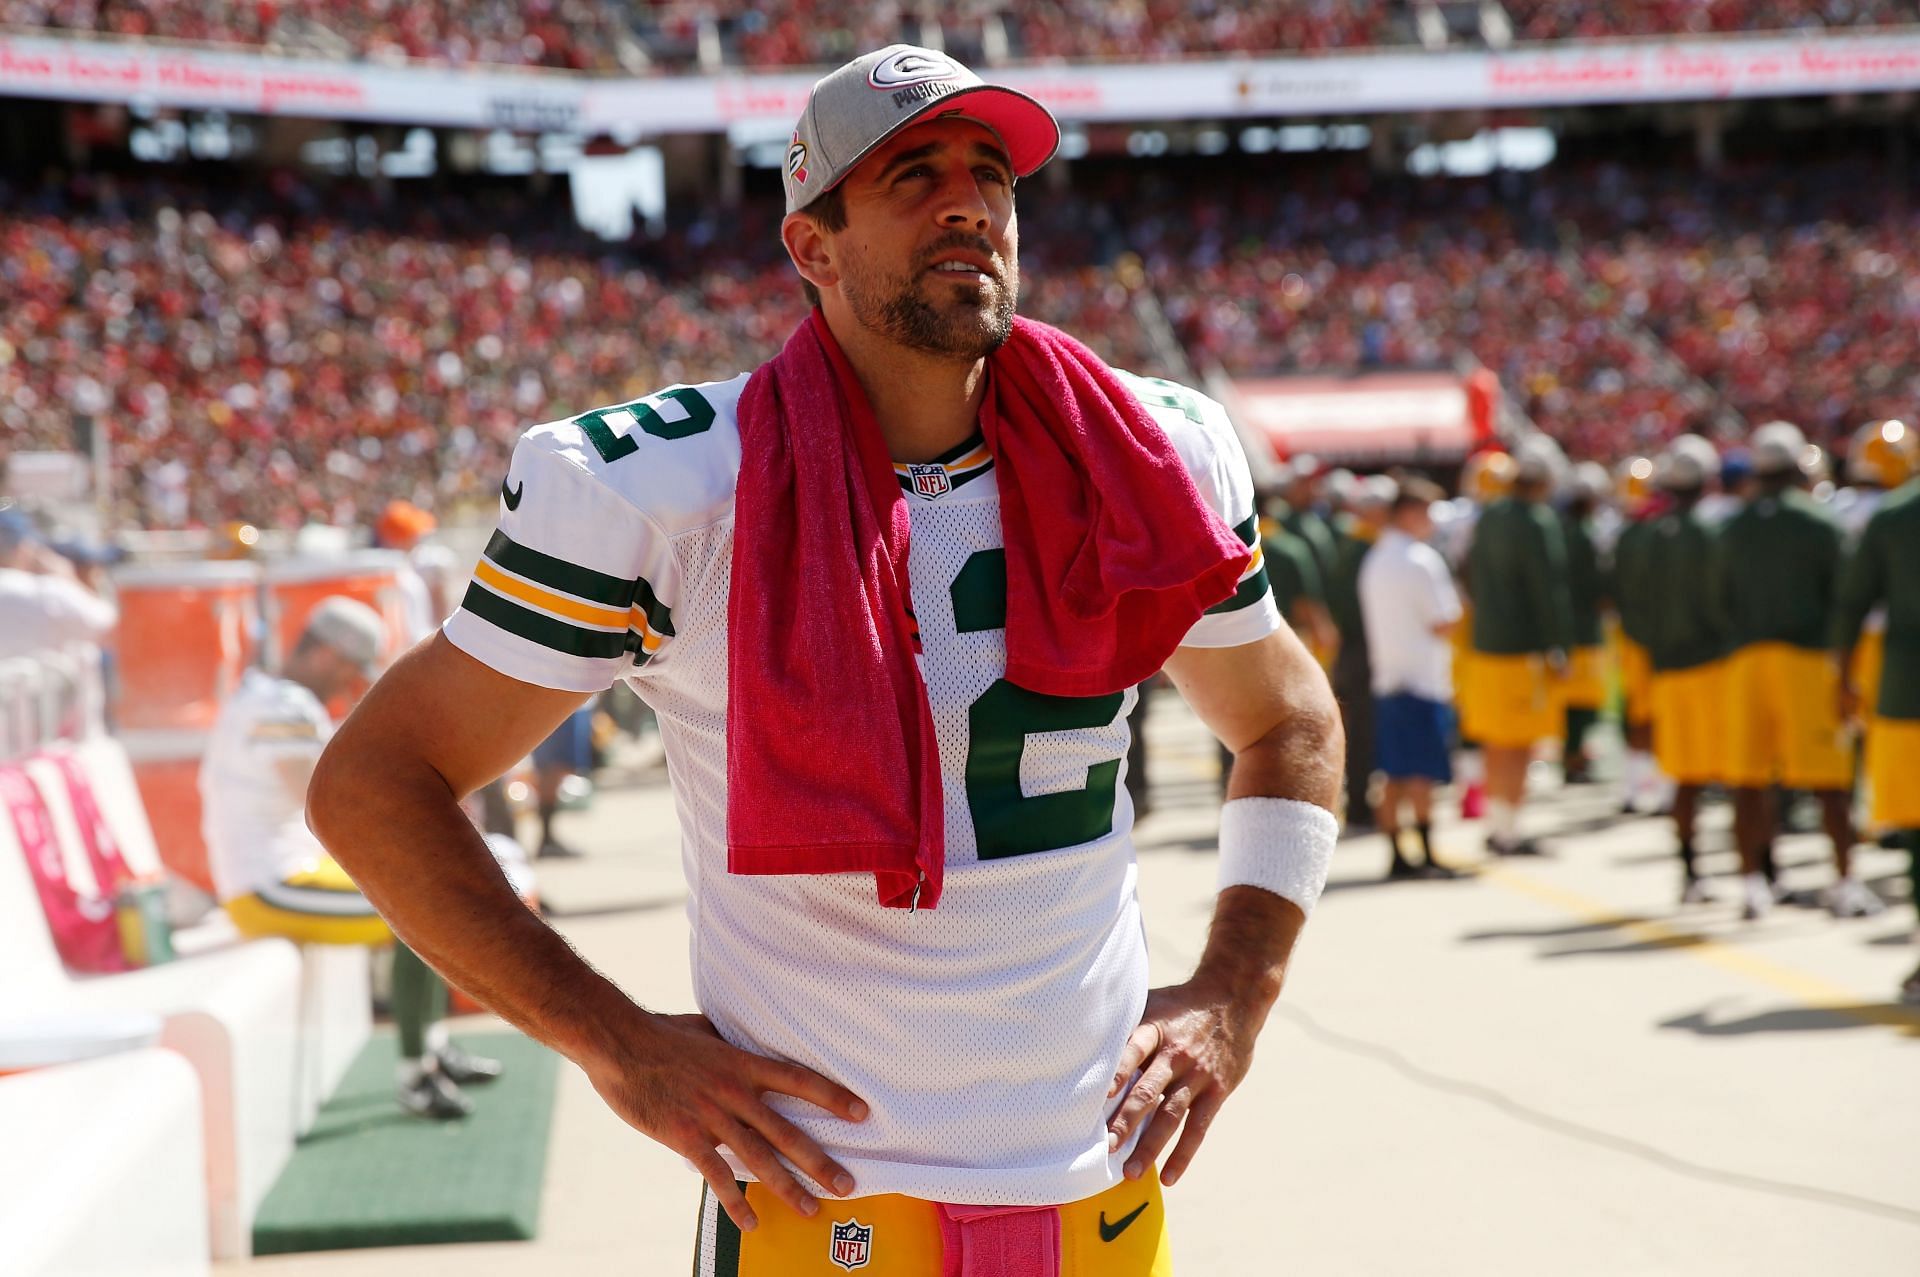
845, 254, 1019, 361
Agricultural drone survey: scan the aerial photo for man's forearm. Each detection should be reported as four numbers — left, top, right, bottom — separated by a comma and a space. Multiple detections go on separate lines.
1188, 884, 1304, 1021
1201, 692, 1341, 1004
308, 746, 641, 1073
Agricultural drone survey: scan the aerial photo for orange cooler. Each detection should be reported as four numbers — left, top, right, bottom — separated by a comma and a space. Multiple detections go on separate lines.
264, 552, 413, 674
110, 562, 261, 732
119, 729, 213, 895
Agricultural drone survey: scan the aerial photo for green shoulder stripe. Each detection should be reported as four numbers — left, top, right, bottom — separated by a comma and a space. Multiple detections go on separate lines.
483, 530, 637, 609
632, 576, 676, 640
1206, 561, 1272, 615
461, 583, 631, 661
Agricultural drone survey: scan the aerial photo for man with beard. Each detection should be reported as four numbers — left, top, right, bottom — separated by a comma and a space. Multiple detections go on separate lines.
309, 46, 1342, 1276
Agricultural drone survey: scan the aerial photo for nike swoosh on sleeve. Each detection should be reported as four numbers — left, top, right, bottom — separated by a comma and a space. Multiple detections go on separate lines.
501, 478, 524, 510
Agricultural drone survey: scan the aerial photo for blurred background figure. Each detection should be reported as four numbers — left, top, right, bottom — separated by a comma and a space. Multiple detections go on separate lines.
1358, 476, 1463, 879
1833, 423, 1920, 1002
530, 698, 599, 859
1712, 422, 1875, 920
198, 596, 504, 1118
0, 506, 118, 663
1557, 461, 1612, 785
374, 499, 460, 643
1444, 449, 1519, 823
1643, 435, 1729, 907
1462, 437, 1573, 857
1327, 473, 1393, 830
1609, 456, 1671, 817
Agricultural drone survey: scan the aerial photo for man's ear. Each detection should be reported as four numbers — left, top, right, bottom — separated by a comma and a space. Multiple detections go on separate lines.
782, 211, 838, 294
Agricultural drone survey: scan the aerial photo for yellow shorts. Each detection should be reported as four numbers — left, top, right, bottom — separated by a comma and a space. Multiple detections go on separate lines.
1556, 646, 1607, 713
224, 856, 393, 947
1868, 716, 1920, 829
1651, 662, 1726, 786
1617, 637, 1654, 728
1460, 652, 1557, 750
694, 1173, 1173, 1276
1721, 643, 1853, 791
1851, 628, 1885, 725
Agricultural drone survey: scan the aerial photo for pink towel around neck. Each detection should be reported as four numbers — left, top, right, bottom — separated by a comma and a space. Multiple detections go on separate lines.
726, 310, 1249, 909
938, 1202, 1061, 1277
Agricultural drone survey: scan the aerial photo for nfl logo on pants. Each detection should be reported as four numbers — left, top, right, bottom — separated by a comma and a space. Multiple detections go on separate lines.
829, 1218, 873, 1271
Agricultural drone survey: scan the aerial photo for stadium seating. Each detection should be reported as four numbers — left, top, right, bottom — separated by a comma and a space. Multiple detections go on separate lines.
0, 0, 633, 70
0, 175, 1166, 529
6, 153, 1915, 520
1502, 0, 1915, 42
8, 0, 1915, 70
0, 1047, 209, 1277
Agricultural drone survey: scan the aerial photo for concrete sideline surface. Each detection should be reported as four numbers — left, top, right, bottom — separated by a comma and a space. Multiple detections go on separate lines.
228, 690, 1920, 1276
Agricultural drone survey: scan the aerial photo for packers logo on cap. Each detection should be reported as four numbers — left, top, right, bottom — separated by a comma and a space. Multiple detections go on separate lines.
786, 138, 809, 184
867, 48, 960, 90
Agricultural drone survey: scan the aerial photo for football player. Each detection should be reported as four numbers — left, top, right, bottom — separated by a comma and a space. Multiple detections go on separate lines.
1461, 438, 1574, 857
309, 46, 1343, 1276
1711, 423, 1877, 919
1642, 436, 1730, 906
1834, 424, 1920, 1000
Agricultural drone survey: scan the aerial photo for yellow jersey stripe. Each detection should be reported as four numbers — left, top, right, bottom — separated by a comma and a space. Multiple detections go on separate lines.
473, 559, 628, 631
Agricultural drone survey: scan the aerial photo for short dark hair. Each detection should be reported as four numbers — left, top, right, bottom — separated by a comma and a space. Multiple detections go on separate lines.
796, 186, 848, 309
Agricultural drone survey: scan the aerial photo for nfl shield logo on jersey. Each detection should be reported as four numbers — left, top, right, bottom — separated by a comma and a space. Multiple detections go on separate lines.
829, 1219, 873, 1271
909, 463, 951, 499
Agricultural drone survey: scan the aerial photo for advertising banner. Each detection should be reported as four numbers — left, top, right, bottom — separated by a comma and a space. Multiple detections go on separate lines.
4, 30, 1919, 131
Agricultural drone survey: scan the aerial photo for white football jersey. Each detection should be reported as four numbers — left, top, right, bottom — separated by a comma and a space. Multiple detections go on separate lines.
199, 668, 333, 902
444, 368, 1278, 1205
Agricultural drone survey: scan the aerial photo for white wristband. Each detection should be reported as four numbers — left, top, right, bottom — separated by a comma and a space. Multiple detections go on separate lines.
1217, 797, 1339, 918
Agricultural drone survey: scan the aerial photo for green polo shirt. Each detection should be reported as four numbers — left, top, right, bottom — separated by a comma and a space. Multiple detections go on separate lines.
1710, 489, 1842, 652
1324, 518, 1374, 651
1562, 512, 1606, 648
1262, 526, 1324, 619
1641, 505, 1725, 673
1467, 498, 1574, 656
1834, 478, 1920, 720
1277, 502, 1340, 586
1611, 517, 1658, 648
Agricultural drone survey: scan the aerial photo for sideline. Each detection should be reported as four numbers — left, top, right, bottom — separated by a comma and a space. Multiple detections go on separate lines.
1480, 865, 1920, 1036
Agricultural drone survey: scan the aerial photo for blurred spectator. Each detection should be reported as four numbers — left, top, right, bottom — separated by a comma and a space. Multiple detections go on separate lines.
1462, 439, 1573, 857
11, 0, 1907, 69
1325, 474, 1392, 829
1712, 421, 1874, 918
1641, 434, 1728, 904
1557, 463, 1611, 783
1, 0, 630, 70
1504, 0, 1912, 42
0, 506, 117, 660
0, 171, 1156, 531
1357, 475, 1462, 878
198, 595, 506, 1117
372, 499, 456, 641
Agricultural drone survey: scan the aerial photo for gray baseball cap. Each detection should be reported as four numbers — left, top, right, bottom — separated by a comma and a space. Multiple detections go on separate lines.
302, 595, 387, 678
783, 44, 1060, 214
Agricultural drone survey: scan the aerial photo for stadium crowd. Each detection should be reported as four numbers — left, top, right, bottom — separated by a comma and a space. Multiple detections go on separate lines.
0, 0, 630, 70
0, 172, 1165, 528
1502, 0, 1917, 41
9, 154, 1920, 524
8, 0, 1919, 70
1123, 155, 1920, 460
